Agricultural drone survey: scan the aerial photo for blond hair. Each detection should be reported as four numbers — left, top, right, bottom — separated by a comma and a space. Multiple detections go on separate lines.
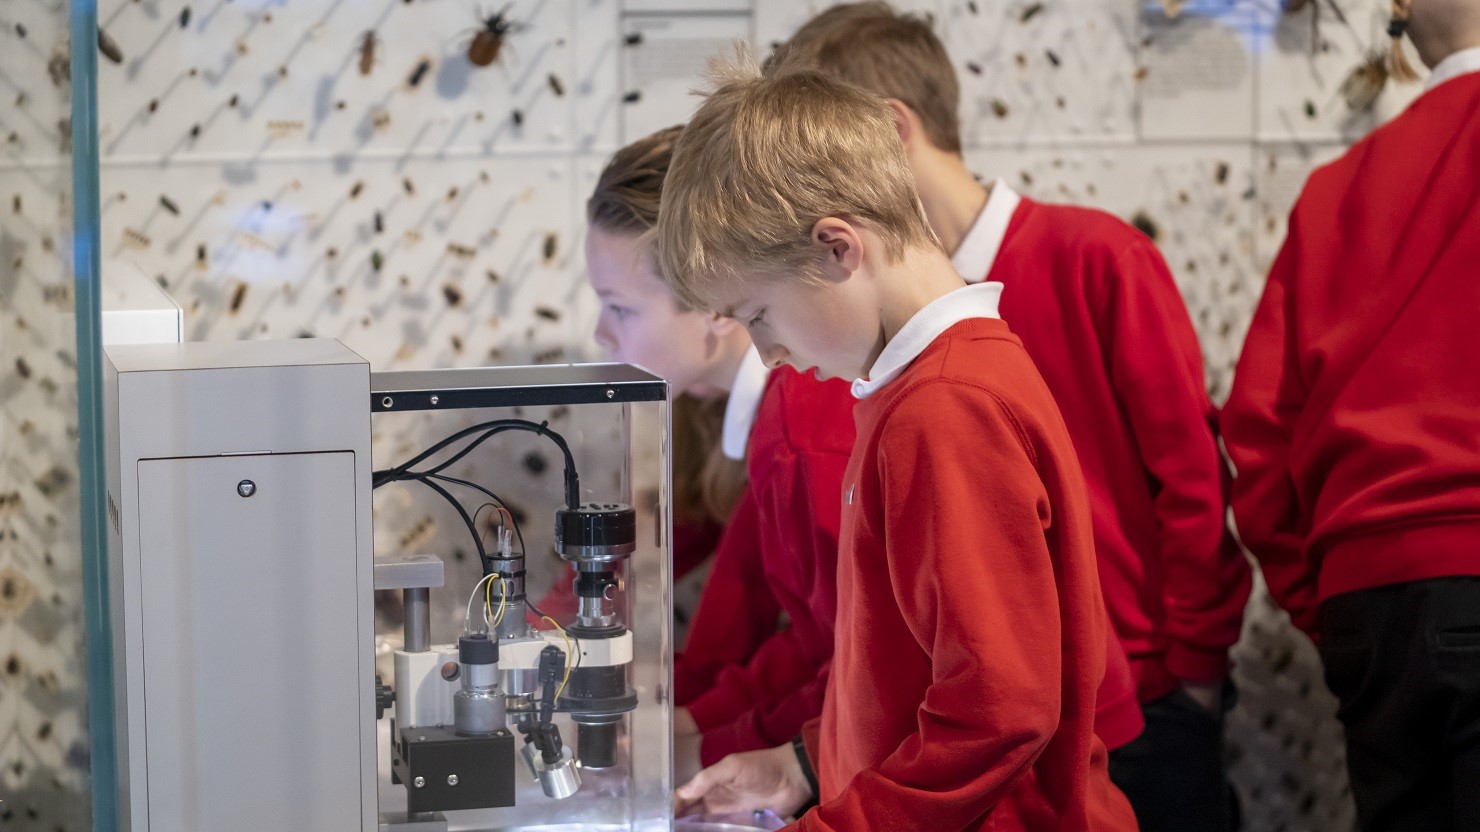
767, 2, 961, 155
587, 127, 747, 525
657, 51, 937, 311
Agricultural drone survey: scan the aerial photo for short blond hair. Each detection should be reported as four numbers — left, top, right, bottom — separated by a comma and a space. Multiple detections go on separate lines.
767, 2, 961, 155
656, 54, 937, 311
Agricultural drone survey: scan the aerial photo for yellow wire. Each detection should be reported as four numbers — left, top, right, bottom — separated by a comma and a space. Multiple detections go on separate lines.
492, 577, 509, 627
542, 615, 574, 702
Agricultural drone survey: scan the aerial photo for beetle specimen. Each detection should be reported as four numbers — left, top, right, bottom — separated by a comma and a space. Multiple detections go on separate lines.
359, 31, 378, 75
98, 27, 124, 64
180, 7, 191, 28
547, 73, 564, 96
467, 5, 526, 68
159, 195, 180, 215
408, 57, 432, 88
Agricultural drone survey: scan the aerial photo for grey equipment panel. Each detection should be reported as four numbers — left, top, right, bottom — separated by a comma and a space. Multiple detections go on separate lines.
137, 451, 363, 831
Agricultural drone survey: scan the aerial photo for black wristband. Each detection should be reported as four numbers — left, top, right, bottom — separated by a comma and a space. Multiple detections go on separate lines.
791, 735, 820, 806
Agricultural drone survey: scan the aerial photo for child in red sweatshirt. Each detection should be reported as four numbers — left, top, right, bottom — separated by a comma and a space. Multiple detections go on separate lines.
1222, 5, 1480, 827
660, 55, 1136, 832
771, 6, 1250, 829
578, 126, 857, 777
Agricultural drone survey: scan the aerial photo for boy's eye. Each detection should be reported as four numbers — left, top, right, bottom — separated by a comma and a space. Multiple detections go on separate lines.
746, 309, 766, 328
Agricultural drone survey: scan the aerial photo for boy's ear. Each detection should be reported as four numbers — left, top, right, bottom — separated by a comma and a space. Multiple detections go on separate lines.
811, 217, 864, 282
704, 311, 744, 338
883, 98, 914, 147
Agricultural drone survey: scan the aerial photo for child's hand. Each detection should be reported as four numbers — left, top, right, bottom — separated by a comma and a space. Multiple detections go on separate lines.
674, 744, 813, 818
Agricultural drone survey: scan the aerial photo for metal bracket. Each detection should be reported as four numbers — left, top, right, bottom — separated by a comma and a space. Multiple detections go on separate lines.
374, 554, 445, 591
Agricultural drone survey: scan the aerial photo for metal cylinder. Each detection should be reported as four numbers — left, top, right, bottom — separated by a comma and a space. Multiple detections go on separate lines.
576, 720, 619, 769
534, 748, 582, 799
403, 587, 430, 653
453, 687, 506, 736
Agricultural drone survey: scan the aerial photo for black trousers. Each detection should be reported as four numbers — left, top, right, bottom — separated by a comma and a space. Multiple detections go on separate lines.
1320, 577, 1480, 832
1109, 681, 1238, 832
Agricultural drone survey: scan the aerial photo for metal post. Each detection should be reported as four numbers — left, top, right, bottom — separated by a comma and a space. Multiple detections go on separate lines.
404, 587, 430, 653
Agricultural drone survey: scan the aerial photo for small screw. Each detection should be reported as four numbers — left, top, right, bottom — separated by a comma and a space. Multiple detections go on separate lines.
413, 776, 426, 789
447, 774, 459, 786
605, 388, 615, 399
381, 396, 393, 408
429, 394, 439, 405
237, 480, 256, 498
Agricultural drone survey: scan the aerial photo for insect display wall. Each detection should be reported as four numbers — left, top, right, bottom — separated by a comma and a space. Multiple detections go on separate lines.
0, 0, 1425, 828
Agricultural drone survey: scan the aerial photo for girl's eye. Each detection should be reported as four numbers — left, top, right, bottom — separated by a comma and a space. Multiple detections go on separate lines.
607, 304, 634, 321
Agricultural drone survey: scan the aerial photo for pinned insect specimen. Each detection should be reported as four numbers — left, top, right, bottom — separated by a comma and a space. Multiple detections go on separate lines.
468, 5, 526, 68
542, 232, 558, 262
1130, 210, 1160, 243
359, 31, 378, 75
622, 90, 641, 104
98, 28, 124, 64
371, 250, 384, 271
402, 177, 416, 195
534, 306, 560, 321
373, 211, 384, 233
966, 61, 983, 75
408, 57, 432, 88
990, 99, 1009, 118
1339, 51, 1389, 112
442, 284, 464, 306
229, 282, 248, 314
547, 73, 565, 96
122, 228, 151, 249
16, 23, 28, 38
1045, 49, 1061, 67
180, 7, 191, 28
446, 242, 476, 259
511, 108, 524, 126
349, 180, 365, 199
1019, 2, 1044, 23
625, 32, 643, 46
159, 195, 180, 215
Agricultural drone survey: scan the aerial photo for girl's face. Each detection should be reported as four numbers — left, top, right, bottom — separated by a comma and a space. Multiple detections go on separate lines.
586, 225, 739, 398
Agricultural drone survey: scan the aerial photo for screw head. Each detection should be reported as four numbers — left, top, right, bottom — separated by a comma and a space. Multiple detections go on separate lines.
413, 776, 426, 789
236, 480, 256, 498
429, 394, 439, 405
447, 774, 459, 786
605, 388, 615, 399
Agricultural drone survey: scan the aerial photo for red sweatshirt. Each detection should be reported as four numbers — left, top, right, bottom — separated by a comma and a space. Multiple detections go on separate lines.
675, 367, 856, 765
1222, 71, 1480, 639
969, 193, 1252, 701
796, 317, 1136, 832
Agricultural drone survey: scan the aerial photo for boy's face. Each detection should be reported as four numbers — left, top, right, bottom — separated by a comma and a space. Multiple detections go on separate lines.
712, 220, 885, 382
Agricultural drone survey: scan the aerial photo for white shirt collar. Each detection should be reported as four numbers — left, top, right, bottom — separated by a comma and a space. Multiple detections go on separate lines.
1426, 46, 1480, 92
721, 346, 771, 460
950, 179, 1021, 285
851, 282, 1005, 400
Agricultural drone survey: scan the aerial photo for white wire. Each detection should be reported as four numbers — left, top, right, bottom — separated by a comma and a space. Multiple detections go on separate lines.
464, 573, 497, 634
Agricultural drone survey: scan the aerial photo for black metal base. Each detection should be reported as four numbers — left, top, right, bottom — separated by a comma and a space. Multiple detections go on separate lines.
391, 720, 517, 814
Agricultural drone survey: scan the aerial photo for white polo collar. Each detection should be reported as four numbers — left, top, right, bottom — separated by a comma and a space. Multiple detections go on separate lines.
721, 346, 771, 460
951, 179, 1021, 285
1426, 46, 1480, 92
851, 282, 1005, 400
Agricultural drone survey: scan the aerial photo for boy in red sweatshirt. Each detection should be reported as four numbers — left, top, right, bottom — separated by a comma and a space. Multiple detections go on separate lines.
769, 6, 1250, 829
1221, 3, 1480, 828
579, 126, 858, 775
659, 55, 1136, 832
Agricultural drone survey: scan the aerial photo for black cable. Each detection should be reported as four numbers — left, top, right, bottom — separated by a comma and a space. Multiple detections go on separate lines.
427, 473, 528, 566
412, 475, 489, 570
372, 419, 580, 508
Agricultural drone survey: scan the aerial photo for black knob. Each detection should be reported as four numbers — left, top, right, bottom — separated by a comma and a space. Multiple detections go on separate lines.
375, 674, 395, 720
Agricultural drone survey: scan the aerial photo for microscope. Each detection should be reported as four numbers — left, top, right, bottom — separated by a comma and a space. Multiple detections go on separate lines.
103, 339, 674, 831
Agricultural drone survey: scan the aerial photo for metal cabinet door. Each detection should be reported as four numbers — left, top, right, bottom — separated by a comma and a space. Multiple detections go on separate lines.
137, 452, 365, 831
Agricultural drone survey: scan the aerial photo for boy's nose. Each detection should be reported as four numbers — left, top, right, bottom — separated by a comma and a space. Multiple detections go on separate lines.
758, 342, 791, 370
